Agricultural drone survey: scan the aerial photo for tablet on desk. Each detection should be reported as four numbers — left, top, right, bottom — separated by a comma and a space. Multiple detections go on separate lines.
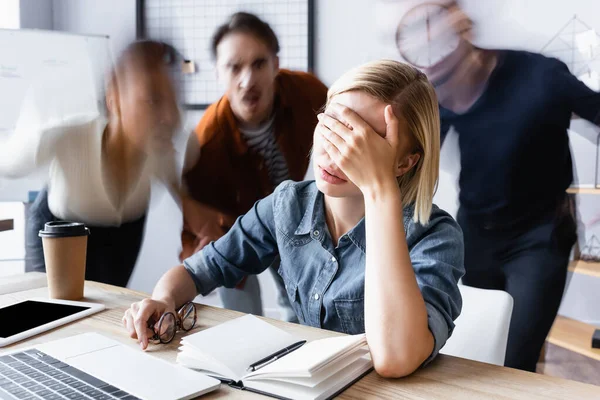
0, 298, 105, 347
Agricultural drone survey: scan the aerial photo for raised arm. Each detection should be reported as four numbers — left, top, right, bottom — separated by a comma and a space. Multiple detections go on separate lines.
364, 192, 463, 376
318, 104, 463, 377
0, 122, 56, 178
0, 114, 97, 178
553, 59, 600, 128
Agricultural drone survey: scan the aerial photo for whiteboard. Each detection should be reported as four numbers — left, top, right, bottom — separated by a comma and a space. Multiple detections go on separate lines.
0, 29, 112, 201
140, 0, 313, 108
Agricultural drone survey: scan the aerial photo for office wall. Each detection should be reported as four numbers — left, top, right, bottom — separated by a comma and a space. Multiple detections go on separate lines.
0, 0, 21, 29
19, 0, 53, 30
49, 0, 600, 323
0, 1, 54, 30
52, 0, 136, 57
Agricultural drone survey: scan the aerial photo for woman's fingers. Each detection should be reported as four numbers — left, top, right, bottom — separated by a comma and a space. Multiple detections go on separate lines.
133, 300, 160, 350
321, 131, 343, 163
317, 113, 354, 141
317, 123, 346, 152
122, 309, 137, 339
384, 105, 400, 152
326, 103, 370, 132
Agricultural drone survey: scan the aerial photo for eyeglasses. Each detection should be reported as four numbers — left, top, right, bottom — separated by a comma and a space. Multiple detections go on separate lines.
148, 302, 197, 344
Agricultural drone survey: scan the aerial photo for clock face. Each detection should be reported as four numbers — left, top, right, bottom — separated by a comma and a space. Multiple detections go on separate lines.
396, 3, 461, 68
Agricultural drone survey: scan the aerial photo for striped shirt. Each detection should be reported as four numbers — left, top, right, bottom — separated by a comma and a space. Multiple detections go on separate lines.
240, 115, 290, 188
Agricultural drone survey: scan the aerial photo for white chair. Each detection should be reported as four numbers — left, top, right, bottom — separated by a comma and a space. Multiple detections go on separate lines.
440, 284, 514, 366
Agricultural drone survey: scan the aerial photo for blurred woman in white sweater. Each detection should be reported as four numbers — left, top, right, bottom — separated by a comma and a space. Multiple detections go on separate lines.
0, 40, 182, 286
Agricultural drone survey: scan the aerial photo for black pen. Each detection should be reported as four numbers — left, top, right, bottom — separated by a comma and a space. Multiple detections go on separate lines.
246, 340, 307, 372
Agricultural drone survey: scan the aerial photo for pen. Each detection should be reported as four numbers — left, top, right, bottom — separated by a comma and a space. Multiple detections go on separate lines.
246, 340, 307, 372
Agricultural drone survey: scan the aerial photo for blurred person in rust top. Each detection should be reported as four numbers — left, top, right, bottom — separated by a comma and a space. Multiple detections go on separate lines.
181, 12, 327, 320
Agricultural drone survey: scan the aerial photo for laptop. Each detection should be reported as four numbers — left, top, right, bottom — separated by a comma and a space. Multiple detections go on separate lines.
0, 332, 220, 400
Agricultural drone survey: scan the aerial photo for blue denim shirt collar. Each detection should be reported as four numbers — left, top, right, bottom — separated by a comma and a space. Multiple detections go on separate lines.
293, 186, 319, 236
292, 183, 420, 254
293, 185, 368, 254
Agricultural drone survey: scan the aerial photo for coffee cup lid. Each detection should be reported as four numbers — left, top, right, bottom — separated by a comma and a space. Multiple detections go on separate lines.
39, 221, 90, 238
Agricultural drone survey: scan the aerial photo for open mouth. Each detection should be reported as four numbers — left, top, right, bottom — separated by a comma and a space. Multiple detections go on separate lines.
242, 92, 261, 108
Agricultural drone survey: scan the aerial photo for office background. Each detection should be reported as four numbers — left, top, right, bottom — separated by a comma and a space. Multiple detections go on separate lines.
0, 0, 599, 325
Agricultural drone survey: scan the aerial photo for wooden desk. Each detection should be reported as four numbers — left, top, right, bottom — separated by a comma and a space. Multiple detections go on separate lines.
0, 219, 13, 232
1, 273, 599, 400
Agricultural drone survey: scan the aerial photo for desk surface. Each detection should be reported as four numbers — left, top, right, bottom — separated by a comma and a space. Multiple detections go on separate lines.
1, 273, 599, 400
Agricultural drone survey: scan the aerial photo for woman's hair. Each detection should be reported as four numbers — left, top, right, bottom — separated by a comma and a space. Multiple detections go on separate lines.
111, 40, 178, 85
326, 60, 440, 225
211, 12, 279, 59
103, 40, 179, 115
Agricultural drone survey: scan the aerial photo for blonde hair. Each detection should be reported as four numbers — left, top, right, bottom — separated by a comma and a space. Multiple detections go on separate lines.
326, 59, 440, 224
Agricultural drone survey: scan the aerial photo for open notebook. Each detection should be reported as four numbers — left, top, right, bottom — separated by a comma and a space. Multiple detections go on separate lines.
176, 315, 372, 400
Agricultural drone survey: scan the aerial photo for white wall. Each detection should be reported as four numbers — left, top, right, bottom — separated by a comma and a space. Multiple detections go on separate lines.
52, 0, 136, 57
0, 0, 21, 29
19, 0, 53, 30
0, 0, 54, 30
314, 0, 380, 86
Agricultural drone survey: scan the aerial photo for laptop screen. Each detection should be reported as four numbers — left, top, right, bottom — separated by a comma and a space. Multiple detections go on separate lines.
0, 300, 90, 338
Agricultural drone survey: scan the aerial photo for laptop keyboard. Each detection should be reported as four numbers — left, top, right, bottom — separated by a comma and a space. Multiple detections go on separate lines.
0, 350, 140, 400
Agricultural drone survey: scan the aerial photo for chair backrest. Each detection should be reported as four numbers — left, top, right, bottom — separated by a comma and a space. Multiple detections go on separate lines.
440, 284, 514, 366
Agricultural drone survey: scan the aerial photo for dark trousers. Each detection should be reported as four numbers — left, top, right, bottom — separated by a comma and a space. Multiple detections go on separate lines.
457, 197, 577, 372
25, 188, 146, 287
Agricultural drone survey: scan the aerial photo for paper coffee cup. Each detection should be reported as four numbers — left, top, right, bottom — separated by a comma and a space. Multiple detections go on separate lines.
39, 221, 90, 300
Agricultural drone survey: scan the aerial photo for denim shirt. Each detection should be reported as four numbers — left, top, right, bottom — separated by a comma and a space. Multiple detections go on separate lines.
184, 180, 464, 364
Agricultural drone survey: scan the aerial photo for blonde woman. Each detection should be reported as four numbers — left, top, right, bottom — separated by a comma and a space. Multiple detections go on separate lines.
123, 60, 464, 377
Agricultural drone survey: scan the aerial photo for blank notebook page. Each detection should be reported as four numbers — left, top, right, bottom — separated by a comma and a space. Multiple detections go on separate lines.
181, 314, 301, 379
